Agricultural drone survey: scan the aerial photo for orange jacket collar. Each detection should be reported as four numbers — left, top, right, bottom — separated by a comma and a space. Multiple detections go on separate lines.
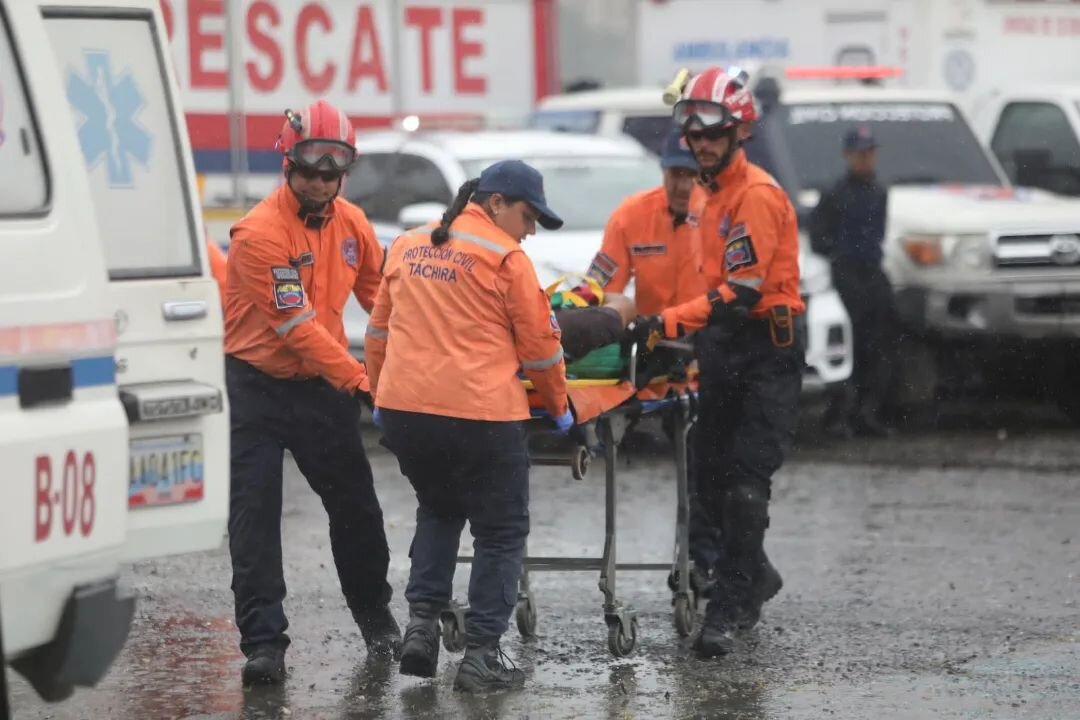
460, 203, 520, 246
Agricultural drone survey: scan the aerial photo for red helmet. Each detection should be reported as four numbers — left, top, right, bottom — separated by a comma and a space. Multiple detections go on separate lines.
274, 99, 357, 172
673, 66, 757, 131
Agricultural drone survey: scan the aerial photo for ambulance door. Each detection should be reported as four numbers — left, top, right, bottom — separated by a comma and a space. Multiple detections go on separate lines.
41, 1, 228, 561
0, 0, 129, 662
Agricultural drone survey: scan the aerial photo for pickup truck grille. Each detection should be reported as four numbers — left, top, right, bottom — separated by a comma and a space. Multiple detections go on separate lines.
995, 232, 1080, 269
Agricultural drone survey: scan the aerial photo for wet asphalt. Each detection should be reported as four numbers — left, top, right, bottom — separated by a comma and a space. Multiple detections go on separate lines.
7, 398, 1080, 720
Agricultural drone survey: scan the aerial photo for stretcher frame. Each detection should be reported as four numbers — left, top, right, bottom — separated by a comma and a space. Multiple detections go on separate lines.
438, 343, 700, 658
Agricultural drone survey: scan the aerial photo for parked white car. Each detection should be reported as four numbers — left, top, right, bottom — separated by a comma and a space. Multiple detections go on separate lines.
343, 126, 853, 393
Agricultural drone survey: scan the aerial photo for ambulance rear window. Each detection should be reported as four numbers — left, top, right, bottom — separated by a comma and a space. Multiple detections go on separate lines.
44, 10, 199, 279
0, 8, 50, 214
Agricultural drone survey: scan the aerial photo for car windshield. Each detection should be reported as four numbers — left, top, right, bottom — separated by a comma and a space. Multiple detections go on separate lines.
461, 155, 661, 231
776, 101, 1003, 190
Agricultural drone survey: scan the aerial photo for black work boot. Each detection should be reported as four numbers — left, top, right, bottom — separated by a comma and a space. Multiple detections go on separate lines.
354, 605, 403, 660
453, 642, 525, 693
738, 558, 784, 630
241, 644, 286, 686
399, 604, 441, 678
693, 605, 738, 659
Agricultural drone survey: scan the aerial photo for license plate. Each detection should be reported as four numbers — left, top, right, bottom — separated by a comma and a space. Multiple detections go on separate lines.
129, 434, 205, 508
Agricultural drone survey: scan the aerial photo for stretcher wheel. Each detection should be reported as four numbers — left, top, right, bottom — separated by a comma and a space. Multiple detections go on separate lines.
607, 615, 638, 657
440, 607, 466, 653
515, 594, 537, 638
673, 595, 696, 637
571, 446, 590, 480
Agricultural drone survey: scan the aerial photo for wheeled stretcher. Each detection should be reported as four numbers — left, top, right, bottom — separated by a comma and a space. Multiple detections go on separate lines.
438, 343, 701, 658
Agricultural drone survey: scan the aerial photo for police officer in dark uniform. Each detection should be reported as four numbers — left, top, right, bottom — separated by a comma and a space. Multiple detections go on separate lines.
810, 125, 897, 438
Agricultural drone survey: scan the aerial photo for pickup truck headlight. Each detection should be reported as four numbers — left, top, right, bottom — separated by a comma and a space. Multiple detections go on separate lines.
901, 233, 990, 270
950, 233, 992, 270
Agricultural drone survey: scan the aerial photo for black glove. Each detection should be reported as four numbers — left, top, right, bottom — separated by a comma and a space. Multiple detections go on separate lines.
354, 388, 374, 413
622, 315, 667, 389
624, 314, 664, 352
707, 285, 759, 330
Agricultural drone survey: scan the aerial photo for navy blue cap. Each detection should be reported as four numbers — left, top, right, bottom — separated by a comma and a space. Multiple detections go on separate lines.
844, 125, 878, 151
660, 128, 698, 170
477, 159, 563, 230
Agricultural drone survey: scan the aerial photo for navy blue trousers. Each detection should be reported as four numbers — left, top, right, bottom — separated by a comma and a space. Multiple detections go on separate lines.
226, 356, 392, 655
380, 409, 529, 646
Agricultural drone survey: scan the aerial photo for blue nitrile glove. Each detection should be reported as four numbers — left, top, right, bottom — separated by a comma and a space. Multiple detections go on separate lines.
372, 407, 383, 429
554, 408, 574, 434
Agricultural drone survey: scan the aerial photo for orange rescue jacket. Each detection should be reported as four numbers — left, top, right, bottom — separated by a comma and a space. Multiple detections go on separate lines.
224, 186, 384, 393
586, 185, 707, 315
661, 151, 804, 336
365, 204, 568, 422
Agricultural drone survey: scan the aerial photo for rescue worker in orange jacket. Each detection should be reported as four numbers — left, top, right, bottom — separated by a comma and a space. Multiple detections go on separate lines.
584, 127, 722, 595
365, 160, 570, 693
223, 99, 400, 686
630, 67, 805, 658
584, 126, 706, 314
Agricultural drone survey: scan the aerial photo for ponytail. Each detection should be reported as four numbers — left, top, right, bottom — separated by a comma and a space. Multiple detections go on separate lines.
431, 178, 480, 246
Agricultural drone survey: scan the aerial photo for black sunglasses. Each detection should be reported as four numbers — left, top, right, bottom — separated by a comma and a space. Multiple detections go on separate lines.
684, 125, 731, 142
294, 165, 344, 183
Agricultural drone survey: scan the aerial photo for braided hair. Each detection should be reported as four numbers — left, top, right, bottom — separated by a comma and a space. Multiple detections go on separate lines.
431, 178, 480, 246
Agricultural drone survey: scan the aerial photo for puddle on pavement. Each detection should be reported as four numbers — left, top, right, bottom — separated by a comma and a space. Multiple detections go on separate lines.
61, 608, 780, 720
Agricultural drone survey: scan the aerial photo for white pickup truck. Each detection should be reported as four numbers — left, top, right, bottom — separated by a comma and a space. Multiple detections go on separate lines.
973, 84, 1080, 199
2, 0, 228, 704
536, 75, 1080, 420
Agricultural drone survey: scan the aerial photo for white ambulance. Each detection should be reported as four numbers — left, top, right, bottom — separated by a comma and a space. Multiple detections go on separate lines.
1, 0, 227, 703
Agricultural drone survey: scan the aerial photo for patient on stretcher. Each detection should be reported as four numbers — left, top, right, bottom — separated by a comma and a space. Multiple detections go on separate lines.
554, 292, 636, 363
548, 279, 691, 386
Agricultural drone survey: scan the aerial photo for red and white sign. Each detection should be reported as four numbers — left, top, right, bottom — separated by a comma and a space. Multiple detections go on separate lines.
160, 0, 555, 155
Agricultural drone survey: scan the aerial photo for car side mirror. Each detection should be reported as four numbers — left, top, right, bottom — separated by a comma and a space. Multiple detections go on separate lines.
397, 202, 447, 229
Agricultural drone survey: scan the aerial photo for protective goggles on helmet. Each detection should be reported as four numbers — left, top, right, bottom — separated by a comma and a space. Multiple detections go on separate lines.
672, 100, 736, 131
289, 139, 357, 171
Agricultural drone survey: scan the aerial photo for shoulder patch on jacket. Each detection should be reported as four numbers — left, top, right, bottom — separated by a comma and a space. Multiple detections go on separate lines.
586, 251, 617, 285
342, 236, 359, 266
274, 282, 305, 309
725, 234, 757, 272
726, 222, 748, 244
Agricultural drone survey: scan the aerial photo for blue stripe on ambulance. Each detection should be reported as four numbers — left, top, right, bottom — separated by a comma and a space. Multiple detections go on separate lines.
0, 355, 116, 397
